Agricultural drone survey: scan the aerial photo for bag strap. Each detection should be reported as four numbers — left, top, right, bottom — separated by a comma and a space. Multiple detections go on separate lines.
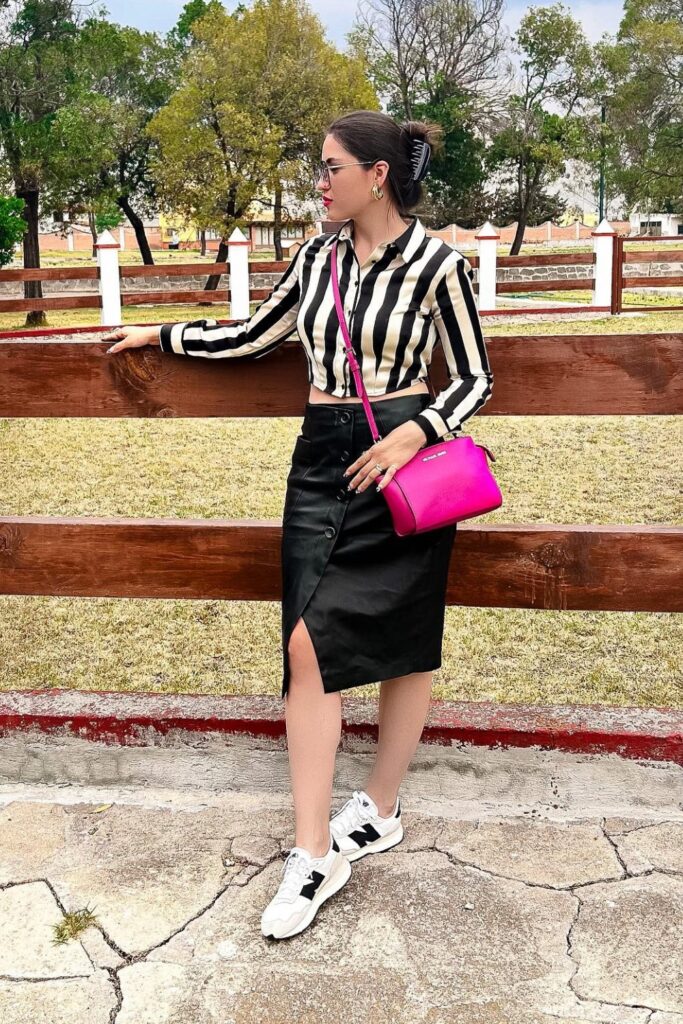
330, 240, 382, 442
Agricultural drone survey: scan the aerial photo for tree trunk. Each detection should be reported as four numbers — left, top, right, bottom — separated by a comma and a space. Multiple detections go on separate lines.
201, 238, 228, 302
88, 210, 97, 258
116, 195, 154, 265
273, 185, 283, 261
509, 216, 527, 255
17, 187, 46, 328
200, 229, 206, 257
509, 158, 527, 256
510, 163, 542, 256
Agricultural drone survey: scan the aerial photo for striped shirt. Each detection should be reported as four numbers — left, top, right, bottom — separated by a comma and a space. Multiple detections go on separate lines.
158, 214, 493, 445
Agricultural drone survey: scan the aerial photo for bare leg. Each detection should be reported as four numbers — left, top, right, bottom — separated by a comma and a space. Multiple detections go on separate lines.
285, 616, 341, 857
362, 670, 433, 816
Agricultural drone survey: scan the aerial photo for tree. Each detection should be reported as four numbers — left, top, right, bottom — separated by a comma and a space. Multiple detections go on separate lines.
487, 3, 594, 254
346, 0, 512, 229
347, 0, 510, 119
0, 0, 82, 325
148, 0, 377, 273
401, 92, 490, 228
147, 5, 284, 285
231, 0, 377, 258
70, 17, 180, 264
589, 0, 682, 216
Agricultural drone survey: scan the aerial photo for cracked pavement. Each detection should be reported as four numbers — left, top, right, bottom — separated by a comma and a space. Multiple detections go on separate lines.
0, 768, 682, 1024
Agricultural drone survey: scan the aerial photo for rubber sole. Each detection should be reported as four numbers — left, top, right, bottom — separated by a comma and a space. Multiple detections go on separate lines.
262, 853, 352, 940
338, 822, 404, 862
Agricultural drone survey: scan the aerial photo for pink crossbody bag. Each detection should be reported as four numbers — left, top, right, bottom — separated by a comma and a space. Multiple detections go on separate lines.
330, 240, 503, 536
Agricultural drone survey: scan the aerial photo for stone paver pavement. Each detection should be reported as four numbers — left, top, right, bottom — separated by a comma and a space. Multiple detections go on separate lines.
0, 779, 681, 1024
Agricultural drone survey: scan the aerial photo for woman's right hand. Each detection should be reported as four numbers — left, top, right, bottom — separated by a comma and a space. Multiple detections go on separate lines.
102, 325, 161, 353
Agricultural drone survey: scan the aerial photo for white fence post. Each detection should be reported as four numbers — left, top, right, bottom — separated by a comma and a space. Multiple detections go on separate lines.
94, 229, 122, 327
475, 220, 500, 312
228, 226, 250, 320
591, 218, 616, 311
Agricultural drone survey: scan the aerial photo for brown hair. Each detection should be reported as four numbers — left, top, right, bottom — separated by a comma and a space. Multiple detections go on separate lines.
324, 109, 443, 217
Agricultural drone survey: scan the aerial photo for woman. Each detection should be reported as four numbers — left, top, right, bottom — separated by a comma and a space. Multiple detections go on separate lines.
103, 109, 494, 941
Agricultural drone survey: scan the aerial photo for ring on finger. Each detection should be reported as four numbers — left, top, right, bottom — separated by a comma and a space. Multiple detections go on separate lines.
376, 463, 398, 490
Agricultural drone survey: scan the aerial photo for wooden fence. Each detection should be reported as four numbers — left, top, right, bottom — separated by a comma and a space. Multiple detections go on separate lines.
0, 334, 681, 640
611, 235, 683, 314
3, 221, 683, 326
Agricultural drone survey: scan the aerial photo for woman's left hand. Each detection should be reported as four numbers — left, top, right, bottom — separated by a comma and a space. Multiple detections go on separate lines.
344, 421, 428, 493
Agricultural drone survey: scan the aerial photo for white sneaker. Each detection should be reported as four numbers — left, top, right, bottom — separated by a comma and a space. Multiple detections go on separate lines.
260, 834, 351, 939
329, 789, 404, 862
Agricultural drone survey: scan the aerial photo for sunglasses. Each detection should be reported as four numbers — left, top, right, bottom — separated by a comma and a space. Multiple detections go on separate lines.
315, 159, 378, 187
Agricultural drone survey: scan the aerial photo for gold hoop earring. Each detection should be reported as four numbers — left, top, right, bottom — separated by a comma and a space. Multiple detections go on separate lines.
371, 182, 384, 201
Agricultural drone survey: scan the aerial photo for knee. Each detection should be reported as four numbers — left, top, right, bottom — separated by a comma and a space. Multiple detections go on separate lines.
287, 617, 323, 690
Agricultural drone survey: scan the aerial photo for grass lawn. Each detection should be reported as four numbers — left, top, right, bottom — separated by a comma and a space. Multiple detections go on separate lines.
0, 306, 681, 707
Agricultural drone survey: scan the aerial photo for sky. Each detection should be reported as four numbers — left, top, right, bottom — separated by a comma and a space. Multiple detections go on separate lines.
96, 0, 625, 46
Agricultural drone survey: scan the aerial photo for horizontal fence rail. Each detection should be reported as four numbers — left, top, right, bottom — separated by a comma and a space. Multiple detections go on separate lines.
0, 334, 680, 418
0, 518, 680, 612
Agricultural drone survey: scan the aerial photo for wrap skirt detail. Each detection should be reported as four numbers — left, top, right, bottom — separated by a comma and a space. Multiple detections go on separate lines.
280, 391, 458, 698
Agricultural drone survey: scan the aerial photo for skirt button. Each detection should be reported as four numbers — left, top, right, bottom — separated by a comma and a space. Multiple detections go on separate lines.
339, 412, 351, 424
324, 526, 336, 538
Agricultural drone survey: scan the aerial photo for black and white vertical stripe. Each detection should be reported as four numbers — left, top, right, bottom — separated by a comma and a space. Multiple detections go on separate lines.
158, 215, 493, 443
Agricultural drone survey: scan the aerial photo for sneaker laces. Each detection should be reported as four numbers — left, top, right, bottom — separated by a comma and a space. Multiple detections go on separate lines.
331, 789, 375, 834
277, 850, 315, 902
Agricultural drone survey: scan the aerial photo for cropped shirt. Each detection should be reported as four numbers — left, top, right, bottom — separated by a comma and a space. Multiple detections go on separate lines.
157, 214, 493, 445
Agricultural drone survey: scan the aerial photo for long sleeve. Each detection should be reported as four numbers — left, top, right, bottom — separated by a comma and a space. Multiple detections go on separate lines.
157, 242, 306, 360
408, 254, 493, 445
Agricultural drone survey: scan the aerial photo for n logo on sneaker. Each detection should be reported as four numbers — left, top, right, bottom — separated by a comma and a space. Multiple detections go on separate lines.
300, 870, 326, 901
349, 823, 381, 848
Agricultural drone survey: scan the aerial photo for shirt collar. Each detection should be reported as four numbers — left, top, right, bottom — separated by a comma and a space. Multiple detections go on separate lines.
332, 214, 426, 264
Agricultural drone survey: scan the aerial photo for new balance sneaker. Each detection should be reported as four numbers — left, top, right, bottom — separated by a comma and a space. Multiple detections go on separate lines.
260, 834, 351, 939
329, 789, 403, 862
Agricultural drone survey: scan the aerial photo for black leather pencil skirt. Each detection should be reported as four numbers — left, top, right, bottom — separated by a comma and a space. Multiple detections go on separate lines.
280, 391, 458, 699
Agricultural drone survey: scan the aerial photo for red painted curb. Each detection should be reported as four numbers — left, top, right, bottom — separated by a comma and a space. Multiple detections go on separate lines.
0, 690, 681, 765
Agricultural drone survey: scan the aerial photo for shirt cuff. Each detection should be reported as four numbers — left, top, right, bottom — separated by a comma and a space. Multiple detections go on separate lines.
409, 410, 448, 446
158, 324, 174, 352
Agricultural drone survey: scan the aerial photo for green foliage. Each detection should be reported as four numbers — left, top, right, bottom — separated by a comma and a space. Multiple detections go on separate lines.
0, 0, 83, 193
67, 19, 180, 222
94, 195, 124, 233
393, 92, 488, 229
167, 0, 225, 49
590, 0, 683, 213
147, 0, 378, 241
0, 195, 26, 265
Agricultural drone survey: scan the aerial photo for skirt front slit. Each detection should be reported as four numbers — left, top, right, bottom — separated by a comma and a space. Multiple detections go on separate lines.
280, 391, 458, 698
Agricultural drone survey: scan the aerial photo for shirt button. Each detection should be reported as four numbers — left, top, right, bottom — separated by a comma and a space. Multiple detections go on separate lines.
324, 526, 336, 538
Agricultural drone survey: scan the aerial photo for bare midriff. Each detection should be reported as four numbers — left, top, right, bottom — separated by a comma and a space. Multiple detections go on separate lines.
307, 382, 429, 405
